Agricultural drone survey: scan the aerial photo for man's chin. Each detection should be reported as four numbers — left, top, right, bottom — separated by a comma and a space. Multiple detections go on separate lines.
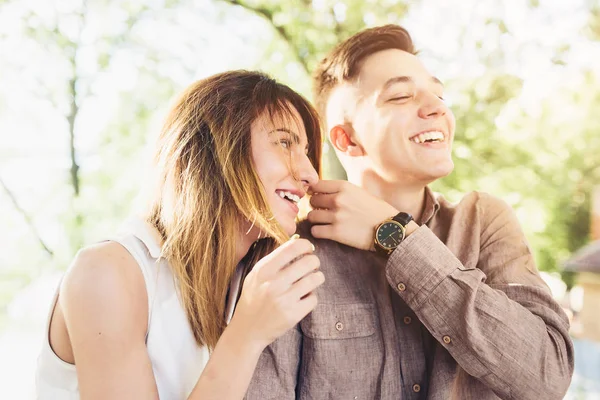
436, 160, 455, 178
415, 160, 455, 185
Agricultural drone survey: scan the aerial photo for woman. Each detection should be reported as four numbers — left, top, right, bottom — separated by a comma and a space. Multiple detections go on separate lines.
35, 70, 325, 399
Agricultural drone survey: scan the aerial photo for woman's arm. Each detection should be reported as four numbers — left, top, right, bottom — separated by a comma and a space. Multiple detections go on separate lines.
61, 237, 322, 400
61, 243, 159, 399
188, 318, 263, 399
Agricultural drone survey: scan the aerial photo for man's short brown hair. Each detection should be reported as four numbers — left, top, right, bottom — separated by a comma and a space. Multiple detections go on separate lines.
312, 24, 416, 120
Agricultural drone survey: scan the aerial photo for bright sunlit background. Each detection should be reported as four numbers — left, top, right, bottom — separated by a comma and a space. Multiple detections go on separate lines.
1, 0, 600, 398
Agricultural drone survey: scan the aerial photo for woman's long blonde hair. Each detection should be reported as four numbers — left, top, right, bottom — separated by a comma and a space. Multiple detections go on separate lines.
146, 71, 322, 350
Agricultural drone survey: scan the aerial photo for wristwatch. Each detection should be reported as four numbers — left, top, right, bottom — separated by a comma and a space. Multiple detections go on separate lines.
374, 212, 413, 256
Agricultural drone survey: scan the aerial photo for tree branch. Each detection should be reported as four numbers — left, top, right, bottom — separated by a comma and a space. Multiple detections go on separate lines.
68, 2, 90, 198
221, 0, 310, 74
0, 176, 54, 257
67, 75, 80, 196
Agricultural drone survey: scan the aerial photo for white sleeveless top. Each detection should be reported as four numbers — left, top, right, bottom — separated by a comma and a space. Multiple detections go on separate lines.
35, 217, 246, 399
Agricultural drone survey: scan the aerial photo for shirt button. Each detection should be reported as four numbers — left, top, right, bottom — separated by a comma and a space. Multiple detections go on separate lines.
403, 316, 412, 325
443, 335, 452, 344
397, 282, 406, 292
412, 384, 421, 393
335, 322, 344, 331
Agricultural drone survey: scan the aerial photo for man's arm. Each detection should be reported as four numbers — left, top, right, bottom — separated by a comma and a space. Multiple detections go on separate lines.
244, 326, 302, 399
385, 194, 574, 400
307, 181, 574, 399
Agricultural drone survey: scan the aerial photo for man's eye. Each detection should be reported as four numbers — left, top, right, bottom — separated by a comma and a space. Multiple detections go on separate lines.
389, 95, 411, 102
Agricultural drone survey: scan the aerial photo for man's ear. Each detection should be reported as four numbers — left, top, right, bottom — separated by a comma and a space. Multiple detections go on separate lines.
329, 124, 365, 157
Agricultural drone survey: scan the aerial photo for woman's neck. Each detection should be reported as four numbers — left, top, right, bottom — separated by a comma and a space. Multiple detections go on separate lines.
235, 221, 261, 266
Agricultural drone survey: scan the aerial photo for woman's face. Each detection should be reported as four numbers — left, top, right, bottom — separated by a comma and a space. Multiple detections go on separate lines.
250, 107, 319, 236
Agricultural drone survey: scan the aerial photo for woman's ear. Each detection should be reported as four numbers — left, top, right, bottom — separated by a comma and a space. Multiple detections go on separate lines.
329, 124, 365, 157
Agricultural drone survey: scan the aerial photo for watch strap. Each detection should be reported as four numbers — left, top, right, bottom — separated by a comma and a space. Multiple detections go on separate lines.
375, 243, 394, 256
391, 212, 413, 227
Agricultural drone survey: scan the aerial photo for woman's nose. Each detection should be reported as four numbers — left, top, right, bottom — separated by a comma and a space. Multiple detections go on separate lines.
296, 153, 319, 188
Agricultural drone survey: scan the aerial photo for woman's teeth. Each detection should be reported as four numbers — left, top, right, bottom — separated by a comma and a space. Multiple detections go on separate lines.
276, 190, 301, 203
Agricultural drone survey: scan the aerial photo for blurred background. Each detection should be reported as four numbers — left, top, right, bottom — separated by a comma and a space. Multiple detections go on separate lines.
1, 0, 600, 398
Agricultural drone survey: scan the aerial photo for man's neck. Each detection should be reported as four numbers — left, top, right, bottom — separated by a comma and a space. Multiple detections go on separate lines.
348, 170, 427, 223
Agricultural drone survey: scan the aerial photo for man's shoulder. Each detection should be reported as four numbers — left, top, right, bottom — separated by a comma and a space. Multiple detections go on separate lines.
296, 220, 371, 260
296, 219, 315, 240
296, 219, 351, 253
436, 190, 513, 221
295, 219, 379, 266
295, 219, 382, 303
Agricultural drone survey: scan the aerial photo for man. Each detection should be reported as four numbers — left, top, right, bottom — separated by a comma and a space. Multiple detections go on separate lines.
246, 25, 573, 399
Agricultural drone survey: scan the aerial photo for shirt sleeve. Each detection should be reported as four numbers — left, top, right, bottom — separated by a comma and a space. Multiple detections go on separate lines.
385, 193, 574, 400
244, 326, 301, 400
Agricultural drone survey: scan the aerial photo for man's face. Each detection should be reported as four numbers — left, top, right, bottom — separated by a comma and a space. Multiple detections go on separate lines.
328, 49, 456, 185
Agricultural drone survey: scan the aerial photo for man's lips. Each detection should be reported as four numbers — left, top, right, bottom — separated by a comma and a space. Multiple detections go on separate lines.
409, 130, 448, 144
410, 139, 449, 149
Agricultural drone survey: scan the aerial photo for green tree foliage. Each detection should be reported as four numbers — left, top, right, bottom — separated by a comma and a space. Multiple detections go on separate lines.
1, 0, 599, 320
0, 0, 210, 319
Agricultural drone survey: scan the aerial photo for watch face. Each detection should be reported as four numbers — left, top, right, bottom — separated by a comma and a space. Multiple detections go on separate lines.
376, 221, 405, 249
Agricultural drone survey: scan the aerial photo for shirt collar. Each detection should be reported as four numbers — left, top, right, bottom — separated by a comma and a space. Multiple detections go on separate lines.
420, 186, 441, 225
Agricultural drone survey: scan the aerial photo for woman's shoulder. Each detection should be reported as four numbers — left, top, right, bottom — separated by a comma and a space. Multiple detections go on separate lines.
65, 241, 145, 293
60, 241, 149, 338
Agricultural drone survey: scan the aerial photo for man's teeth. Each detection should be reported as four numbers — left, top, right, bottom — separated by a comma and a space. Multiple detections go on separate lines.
410, 131, 445, 144
277, 190, 301, 203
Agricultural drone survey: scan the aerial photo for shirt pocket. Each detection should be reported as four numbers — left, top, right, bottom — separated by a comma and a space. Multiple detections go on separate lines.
298, 303, 383, 399
300, 303, 376, 339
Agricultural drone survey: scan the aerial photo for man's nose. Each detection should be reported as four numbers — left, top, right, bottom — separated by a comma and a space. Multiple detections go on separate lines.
418, 92, 448, 119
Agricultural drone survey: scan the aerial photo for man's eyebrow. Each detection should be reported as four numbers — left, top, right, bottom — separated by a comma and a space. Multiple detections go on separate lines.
268, 128, 302, 145
382, 76, 413, 91
382, 75, 444, 91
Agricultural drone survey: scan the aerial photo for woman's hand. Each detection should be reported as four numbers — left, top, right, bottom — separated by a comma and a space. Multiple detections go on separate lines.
229, 237, 323, 351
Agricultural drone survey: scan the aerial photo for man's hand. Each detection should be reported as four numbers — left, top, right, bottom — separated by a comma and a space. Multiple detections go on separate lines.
307, 180, 399, 251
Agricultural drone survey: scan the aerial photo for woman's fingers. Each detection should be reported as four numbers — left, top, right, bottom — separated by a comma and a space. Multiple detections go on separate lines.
287, 270, 325, 300
275, 254, 320, 288
253, 238, 315, 280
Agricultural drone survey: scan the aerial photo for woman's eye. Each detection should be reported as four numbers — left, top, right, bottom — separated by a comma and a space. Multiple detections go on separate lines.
278, 139, 292, 149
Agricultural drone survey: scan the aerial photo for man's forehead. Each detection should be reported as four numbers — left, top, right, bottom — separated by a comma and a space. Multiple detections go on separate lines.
324, 52, 441, 128
354, 49, 435, 91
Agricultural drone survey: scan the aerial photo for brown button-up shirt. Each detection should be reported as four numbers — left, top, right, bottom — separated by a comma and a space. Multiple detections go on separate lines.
246, 189, 574, 400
